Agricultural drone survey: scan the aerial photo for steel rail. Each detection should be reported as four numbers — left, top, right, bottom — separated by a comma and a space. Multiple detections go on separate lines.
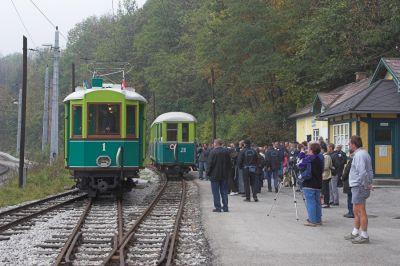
0, 189, 79, 218
0, 193, 87, 233
100, 171, 168, 266
157, 180, 186, 266
164, 180, 186, 266
54, 198, 93, 266
117, 199, 123, 245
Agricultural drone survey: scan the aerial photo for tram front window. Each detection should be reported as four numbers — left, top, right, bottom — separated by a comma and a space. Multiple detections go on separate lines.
88, 104, 120, 135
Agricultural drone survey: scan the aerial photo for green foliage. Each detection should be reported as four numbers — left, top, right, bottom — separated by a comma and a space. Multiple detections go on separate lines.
0, 157, 74, 207
2, 0, 400, 155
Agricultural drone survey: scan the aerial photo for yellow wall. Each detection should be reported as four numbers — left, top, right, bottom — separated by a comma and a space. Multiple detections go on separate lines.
375, 145, 392, 175
296, 115, 328, 142
352, 121, 357, 136
360, 121, 368, 151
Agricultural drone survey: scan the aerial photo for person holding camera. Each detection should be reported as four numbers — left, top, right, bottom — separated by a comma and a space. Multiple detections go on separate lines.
298, 142, 324, 226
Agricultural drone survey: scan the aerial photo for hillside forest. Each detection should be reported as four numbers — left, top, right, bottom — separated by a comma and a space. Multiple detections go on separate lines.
1, 0, 400, 157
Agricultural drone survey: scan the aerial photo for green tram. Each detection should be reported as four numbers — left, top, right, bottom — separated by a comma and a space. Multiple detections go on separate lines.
63, 78, 147, 196
149, 112, 197, 176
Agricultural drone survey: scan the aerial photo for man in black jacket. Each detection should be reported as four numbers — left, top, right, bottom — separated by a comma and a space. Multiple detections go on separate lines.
207, 139, 232, 212
330, 144, 347, 205
265, 142, 283, 193
238, 140, 259, 202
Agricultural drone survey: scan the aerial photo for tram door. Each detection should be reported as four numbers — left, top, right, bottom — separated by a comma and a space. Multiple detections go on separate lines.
373, 121, 394, 176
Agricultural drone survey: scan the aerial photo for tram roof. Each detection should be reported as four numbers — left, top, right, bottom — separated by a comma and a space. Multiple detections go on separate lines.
63, 87, 147, 103
151, 112, 197, 126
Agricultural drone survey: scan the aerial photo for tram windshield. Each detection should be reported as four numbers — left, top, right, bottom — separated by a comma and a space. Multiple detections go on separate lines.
88, 104, 120, 135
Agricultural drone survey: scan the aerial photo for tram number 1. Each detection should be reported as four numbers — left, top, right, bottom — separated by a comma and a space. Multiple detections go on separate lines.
180, 147, 186, 153
102, 143, 106, 151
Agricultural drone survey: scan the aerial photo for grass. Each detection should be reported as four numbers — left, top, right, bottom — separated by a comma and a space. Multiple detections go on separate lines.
0, 157, 75, 208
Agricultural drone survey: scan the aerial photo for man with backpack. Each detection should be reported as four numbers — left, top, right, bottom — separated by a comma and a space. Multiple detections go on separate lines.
265, 142, 283, 193
238, 140, 259, 202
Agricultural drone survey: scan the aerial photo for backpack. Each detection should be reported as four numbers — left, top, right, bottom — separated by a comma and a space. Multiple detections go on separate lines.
270, 149, 279, 161
244, 148, 257, 172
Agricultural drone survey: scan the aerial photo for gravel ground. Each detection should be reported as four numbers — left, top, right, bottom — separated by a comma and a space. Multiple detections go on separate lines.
0, 169, 161, 266
174, 178, 211, 266
0, 204, 85, 265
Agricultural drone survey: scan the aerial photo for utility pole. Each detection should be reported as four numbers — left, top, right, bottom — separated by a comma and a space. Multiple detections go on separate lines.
19, 36, 28, 188
211, 67, 216, 140
42, 65, 49, 152
152, 92, 156, 121
16, 86, 22, 156
71, 63, 75, 93
50, 26, 60, 162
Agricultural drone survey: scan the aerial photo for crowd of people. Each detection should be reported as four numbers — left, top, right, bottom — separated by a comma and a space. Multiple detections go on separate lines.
196, 135, 374, 244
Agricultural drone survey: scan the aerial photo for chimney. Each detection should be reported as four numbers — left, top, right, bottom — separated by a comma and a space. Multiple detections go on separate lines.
355, 72, 368, 82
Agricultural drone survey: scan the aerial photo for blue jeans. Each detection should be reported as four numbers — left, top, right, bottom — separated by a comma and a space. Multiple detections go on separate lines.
303, 188, 322, 224
211, 179, 228, 211
268, 169, 280, 190
198, 161, 207, 179
347, 193, 354, 215
238, 169, 245, 193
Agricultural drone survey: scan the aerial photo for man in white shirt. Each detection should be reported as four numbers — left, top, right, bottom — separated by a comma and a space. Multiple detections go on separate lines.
344, 136, 373, 244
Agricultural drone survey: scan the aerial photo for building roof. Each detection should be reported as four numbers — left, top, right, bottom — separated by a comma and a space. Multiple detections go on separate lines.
151, 112, 197, 126
289, 77, 370, 119
63, 87, 148, 103
288, 104, 312, 119
316, 92, 342, 107
370, 58, 400, 91
318, 80, 400, 118
328, 77, 371, 106
382, 58, 400, 78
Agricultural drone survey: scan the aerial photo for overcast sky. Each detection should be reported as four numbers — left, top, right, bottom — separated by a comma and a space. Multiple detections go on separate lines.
0, 0, 147, 56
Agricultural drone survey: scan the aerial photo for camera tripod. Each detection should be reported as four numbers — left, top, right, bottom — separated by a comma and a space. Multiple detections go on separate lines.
267, 167, 305, 221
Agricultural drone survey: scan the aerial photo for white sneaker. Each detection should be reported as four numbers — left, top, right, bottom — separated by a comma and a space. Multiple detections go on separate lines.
229, 192, 238, 196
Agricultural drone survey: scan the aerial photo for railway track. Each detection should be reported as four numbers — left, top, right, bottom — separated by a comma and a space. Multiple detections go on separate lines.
0, 168, 187, 265
101, 179, 186, 266
50, 167, 186, 266
0, 190, 87, 239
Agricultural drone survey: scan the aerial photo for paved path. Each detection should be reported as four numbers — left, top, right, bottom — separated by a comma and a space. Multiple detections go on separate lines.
195, 177, 400, 266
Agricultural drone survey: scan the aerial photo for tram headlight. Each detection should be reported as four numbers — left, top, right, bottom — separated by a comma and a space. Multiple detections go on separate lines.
96, 156, 112, 168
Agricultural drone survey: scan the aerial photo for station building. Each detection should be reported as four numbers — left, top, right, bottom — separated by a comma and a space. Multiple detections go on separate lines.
290, 58, 400, 178
289, 73, 369, 144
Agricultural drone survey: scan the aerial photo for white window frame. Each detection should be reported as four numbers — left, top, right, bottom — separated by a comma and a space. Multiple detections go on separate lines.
333, 123, 349, 153
313, 129, 319, 142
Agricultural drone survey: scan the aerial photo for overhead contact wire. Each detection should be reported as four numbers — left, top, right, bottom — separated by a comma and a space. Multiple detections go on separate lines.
10, 0, 37, 47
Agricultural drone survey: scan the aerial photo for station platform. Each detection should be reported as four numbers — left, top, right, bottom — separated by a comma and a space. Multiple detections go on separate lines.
194, 177, 400, 266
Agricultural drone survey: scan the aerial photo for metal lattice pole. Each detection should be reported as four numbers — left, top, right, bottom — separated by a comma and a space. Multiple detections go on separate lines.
42, 65, 49, 152
50, 27, 60, 162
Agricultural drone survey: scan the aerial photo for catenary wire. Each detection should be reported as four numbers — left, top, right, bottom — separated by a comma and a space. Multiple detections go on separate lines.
10, 0, 37, 47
